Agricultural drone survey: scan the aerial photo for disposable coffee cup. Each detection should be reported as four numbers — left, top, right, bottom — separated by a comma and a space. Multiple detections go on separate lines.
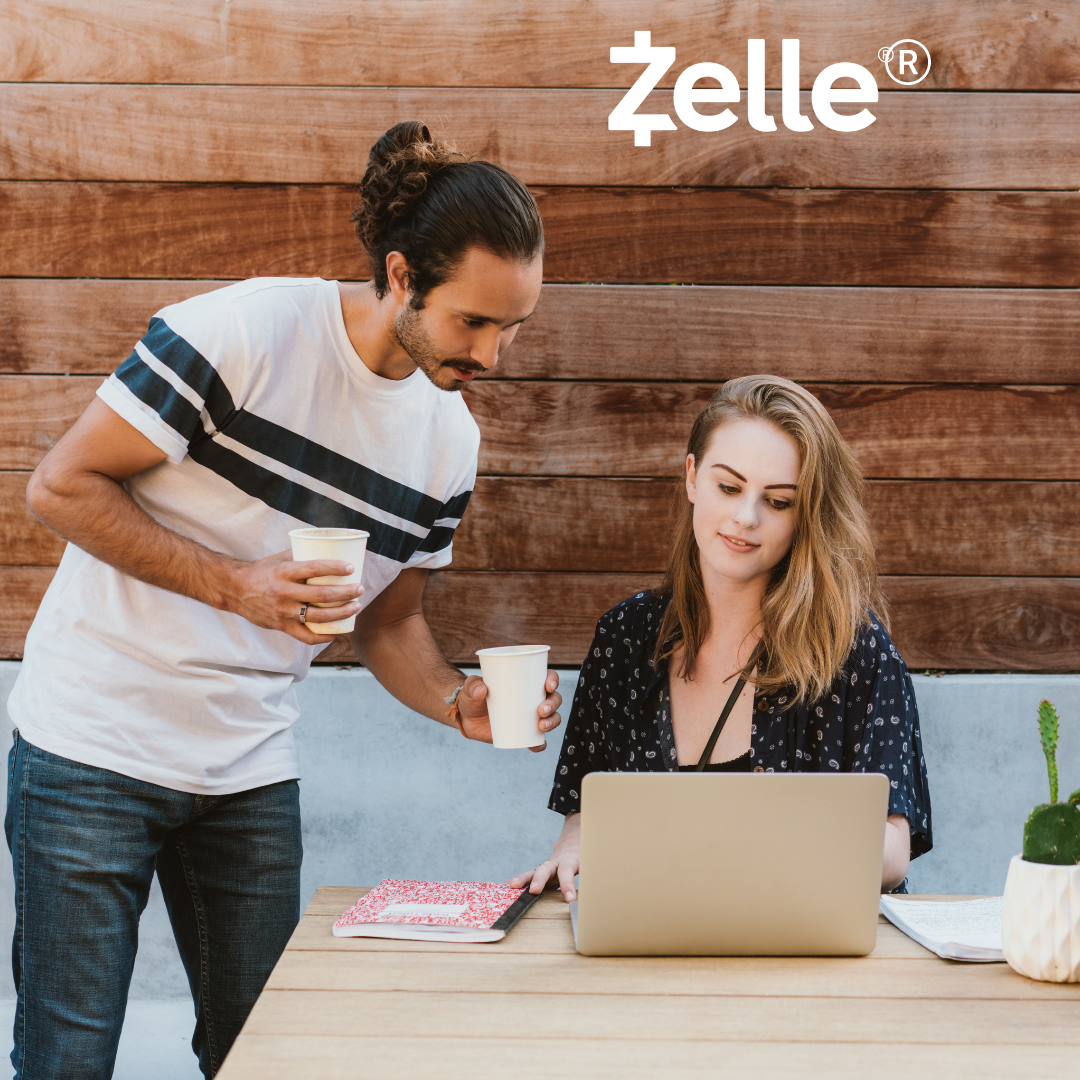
288, 528, 369, 635
476, 645, 551, 749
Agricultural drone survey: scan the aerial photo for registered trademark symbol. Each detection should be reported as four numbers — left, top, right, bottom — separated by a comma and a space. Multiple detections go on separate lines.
878, 38, 931, 85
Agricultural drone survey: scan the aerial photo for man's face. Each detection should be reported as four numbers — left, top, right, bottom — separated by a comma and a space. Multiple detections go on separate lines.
394, 246, 543, 392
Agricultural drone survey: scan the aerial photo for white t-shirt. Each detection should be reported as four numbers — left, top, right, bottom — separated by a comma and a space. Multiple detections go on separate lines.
7, 278, 479, 794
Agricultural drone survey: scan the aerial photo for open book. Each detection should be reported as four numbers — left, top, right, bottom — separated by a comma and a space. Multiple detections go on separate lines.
333, 879, 540, 943
879, 895, 1004, 962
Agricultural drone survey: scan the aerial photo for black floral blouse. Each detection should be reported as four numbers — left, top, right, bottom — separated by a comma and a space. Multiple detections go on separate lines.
549, 590, 932, 862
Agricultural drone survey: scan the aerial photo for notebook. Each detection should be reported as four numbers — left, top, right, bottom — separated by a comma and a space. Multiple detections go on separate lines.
878, 895, 1004, 961
333, 879, 540, 943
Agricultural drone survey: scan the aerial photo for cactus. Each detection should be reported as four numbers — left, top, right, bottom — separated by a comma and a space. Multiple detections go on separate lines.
1022, 700, 1080, 865
1038, 699, 1059, 803
1023, 804, 1080, 865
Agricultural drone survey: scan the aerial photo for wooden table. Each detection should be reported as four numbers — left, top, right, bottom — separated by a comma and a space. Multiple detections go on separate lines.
219, 888, 1080, 1079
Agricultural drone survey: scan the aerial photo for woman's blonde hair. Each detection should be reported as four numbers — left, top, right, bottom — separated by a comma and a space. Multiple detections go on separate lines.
654, 374, 886, 702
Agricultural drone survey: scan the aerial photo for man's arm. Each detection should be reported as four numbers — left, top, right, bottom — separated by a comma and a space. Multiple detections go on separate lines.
349, 567, 562, 749
27, 398, 363, 643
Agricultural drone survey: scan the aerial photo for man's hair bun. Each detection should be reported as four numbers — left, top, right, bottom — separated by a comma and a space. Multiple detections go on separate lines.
353, 121, 464, 256
351, 120, 544, 301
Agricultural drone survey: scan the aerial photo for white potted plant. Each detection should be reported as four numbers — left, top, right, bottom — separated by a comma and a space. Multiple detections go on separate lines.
1001, 700, 1080, 983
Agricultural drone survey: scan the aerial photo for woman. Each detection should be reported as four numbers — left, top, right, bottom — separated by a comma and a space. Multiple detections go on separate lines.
511, 375, 931, 900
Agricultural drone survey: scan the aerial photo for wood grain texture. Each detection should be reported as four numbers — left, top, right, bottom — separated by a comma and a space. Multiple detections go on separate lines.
264, 947, 1080, 999
4, 185, 1080, 287
465, 382, 1080, 480
3, 1, 1077, 90
0, 183, 365, 281
0, 376, 98, 470
217, 1035, 1078, 1080
0, 473, 62, 564
7, 281, 1080, 384
512, 286, 1080, 385
451, 479, 1080, 577
865, 482, 1080, 577
244, 988, 1080, 1044
4, 85, 1080, 189
533, 187, 1080, 288
883, 576, 1080, 672
4, 567, 1076, 669
10, 377, 1076, 479
0, 279, 230, 374
5, 477, 1076, 576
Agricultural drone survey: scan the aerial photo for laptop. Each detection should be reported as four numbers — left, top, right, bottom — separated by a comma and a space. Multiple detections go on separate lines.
568, 771, 890, 956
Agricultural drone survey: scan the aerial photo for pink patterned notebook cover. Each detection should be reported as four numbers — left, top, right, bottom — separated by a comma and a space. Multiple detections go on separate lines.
335, 879, 527, 930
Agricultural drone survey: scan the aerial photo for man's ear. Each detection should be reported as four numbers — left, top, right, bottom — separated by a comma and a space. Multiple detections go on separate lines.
685, 454, 697, 504
385, 251, 412, 306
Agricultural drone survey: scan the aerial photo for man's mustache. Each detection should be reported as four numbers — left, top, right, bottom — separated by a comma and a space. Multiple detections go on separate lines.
442, 360, 485, 375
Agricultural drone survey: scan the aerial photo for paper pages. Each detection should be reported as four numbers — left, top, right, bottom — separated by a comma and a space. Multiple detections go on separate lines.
879, 895, 1004, 962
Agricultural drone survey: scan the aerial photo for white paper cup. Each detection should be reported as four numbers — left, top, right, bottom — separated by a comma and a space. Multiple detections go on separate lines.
288, 528, 369, 635
476, 645, 550, 749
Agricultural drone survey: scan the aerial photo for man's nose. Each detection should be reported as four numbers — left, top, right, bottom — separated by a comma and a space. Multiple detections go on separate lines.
469, 330, 502, 370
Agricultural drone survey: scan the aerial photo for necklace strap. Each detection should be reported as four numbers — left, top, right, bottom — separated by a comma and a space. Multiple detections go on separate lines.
694, 675, 748, 772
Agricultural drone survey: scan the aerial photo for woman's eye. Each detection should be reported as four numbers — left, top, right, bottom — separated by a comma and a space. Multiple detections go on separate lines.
769, 500, 792, 511
718, 484, 739, 495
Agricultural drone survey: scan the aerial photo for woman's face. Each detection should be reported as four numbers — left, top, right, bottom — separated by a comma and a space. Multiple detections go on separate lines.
686, 417, 801, 588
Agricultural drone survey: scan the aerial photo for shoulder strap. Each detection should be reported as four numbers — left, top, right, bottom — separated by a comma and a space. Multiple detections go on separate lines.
694, 676, 747, 772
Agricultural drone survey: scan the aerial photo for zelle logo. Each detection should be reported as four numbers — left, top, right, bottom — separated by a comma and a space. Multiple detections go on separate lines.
609, 32, 931, 145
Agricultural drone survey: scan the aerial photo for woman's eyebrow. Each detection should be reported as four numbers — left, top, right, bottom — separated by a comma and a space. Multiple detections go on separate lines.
713, 464, 796, 491
713, 463, 747, 481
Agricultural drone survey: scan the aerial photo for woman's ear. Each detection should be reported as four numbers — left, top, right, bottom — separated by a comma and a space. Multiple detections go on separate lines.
685, 454, 697, 504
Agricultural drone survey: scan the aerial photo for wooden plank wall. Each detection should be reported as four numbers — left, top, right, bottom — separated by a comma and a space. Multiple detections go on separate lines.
1, 0, 1078, 671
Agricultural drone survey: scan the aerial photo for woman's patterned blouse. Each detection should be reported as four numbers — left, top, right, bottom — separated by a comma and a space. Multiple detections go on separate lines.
549, 590, 932, 860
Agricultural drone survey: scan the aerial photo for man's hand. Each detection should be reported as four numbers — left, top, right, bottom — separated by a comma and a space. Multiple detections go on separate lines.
456, 670, 562, 751
226, 550, 365, 646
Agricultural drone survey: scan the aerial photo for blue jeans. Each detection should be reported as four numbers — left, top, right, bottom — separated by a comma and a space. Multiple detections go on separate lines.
5, 732, 302, 1080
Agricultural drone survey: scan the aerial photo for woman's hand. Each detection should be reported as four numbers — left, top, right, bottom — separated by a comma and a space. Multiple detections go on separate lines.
507, 812, 581, 902
456, 670, 562, 751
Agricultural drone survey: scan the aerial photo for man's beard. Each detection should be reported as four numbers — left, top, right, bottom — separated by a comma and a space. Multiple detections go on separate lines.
395, 305, 483, 392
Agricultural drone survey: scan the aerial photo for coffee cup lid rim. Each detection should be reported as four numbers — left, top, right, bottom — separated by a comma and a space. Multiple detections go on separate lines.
476, 645, 551, 657
288, 528, 370, 539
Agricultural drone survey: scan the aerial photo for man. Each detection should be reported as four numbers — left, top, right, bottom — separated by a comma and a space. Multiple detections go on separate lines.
6, 121, 560, 1079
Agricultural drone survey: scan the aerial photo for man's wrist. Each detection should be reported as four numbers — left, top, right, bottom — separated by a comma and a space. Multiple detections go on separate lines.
443, 671, 470, 736
442, 670, 468, 701
204, 554, 246, 614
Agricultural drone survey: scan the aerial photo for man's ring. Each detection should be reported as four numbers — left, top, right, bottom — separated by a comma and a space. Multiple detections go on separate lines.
298, 603, 309, 623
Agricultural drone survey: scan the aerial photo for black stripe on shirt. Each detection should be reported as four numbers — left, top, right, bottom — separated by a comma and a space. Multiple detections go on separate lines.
114, 351, 204, 444
224, 409, 451, 530
143, 317, 236, 428
187, 438, 455, 561
134, 317, 467, 528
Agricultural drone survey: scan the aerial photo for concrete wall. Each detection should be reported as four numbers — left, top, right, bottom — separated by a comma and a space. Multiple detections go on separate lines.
1, 661, 1078, 1001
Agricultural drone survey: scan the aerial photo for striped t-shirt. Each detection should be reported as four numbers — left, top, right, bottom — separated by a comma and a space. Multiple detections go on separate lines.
8, 278, 479, 794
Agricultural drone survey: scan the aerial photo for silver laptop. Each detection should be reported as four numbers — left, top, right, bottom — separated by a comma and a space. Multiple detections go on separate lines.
568, 771, 889, 956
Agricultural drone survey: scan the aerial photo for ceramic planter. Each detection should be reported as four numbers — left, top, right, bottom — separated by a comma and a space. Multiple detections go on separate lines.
1001, 854, 1080, 983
